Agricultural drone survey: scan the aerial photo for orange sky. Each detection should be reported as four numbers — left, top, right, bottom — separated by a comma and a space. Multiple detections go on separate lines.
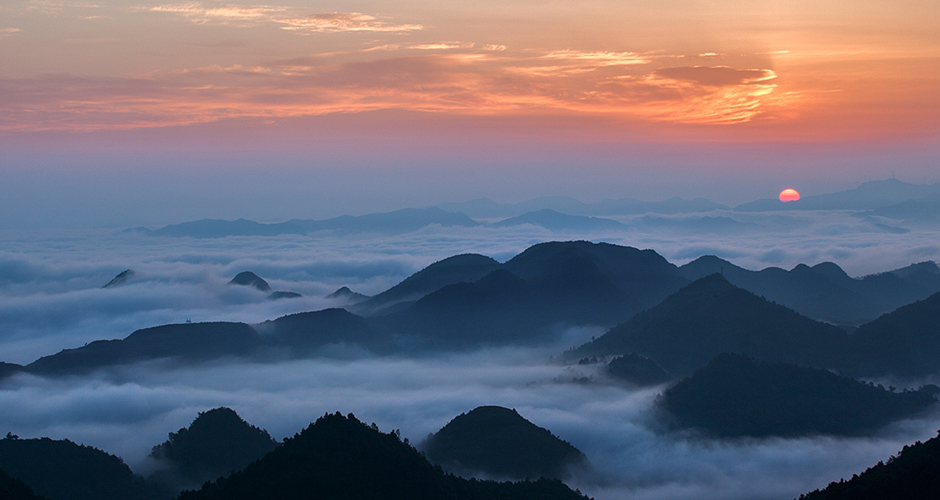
1, 0, 937, 142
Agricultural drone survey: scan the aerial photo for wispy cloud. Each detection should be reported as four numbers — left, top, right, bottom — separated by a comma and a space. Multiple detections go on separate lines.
542, 50, 650, 67
0, 28, 21, 37
148, 3, 287, 26
278, 12, 422, 33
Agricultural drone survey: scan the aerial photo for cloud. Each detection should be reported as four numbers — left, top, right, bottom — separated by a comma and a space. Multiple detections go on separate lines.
0, 28, 21, 37
541, 50, 651, 67
277, 12, 422, 33
2, 351, 939, 500
148, 3, 287, 25
653, 66, 776, 87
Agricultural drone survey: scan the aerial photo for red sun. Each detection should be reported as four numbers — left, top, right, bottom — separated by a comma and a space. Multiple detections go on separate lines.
779, 188, 800, 202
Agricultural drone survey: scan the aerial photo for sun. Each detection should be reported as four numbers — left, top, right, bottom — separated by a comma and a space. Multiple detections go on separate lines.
779, 188, 800, 202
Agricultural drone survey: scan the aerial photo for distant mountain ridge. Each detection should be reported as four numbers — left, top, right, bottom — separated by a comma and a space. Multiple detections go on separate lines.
734, 179, 940, 212
438, 195, 727, 218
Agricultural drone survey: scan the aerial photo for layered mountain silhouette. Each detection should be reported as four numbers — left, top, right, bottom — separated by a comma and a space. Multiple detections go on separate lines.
658, 353, 939, 438
6, 240, 940, 378
856, 193, 940, 227
568, 274, 848, 376
438, 195, 726, 218
734, 179, 940, 212
604, 353, 673, 386
841, 290, 940, 377
798, 430, 940, 500
0, 468, 48, 500
146, 208, 479, 238
679, 256, 940, 325
0, 435, 157, 500
325, 286, 370, 304
149, 408, 277, 491
421, 406, 588, 480
493, 209, 625, 231
176, 412, 588, 500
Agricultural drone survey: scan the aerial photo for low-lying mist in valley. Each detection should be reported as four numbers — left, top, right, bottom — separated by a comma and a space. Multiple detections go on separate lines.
2, 348, 939, 500
2, 206, 940, 500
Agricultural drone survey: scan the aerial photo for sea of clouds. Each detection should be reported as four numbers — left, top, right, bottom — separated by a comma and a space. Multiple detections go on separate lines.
1, 210, 939, 499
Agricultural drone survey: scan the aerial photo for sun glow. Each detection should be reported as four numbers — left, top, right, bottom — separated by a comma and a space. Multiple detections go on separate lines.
779, 188, 800, 202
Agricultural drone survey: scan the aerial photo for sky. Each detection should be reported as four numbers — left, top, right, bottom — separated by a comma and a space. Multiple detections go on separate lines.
2, 0, 939, 227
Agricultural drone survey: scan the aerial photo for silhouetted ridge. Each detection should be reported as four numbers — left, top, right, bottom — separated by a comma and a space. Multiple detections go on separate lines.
0, 362, 24, 379
150, 407, 276, 488
177, 412, 589, 500
267, 291, 301, 300
422, 406, 588, 480
0, 435, 156, 500
228, 272, 271, 291
605, 353, 672, 386
356, 253, 501, 314
103, 269, 135, 288
0, 468, 48, 500
798, 430, 940, 500
262, 308, 380, 355
325, 286, 370, 304
26, 322, 260, 375
659, 353, 938, 438
570, 274, 849, 376
844, 290, 940, 377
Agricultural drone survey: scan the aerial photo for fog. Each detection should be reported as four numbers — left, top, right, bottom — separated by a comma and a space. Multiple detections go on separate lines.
1, 209, 939, 499
2, 350, 938, 500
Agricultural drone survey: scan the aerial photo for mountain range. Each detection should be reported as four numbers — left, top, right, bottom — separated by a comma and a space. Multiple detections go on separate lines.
6, 241, 940, 379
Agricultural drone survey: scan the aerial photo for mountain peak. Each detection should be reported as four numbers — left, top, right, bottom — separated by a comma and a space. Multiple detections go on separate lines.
228, 272, 271, 291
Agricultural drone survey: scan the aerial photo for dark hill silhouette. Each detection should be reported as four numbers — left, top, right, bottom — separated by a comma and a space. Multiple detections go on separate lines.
604, 353, 673, 386
0, 362, 24, 378
0, 468, 48, 500
26, 322, 261, 376
679, 256, 940, 325
267, 291, 301, 300
259, 308, 383, 355
228, 272, 271, 291
176, 412, 589, 500
149, 408, 276, 490
659, 353, 938, 438
354, 254, 501, 315
0, 435, 156, 500
798, 430, 940, 500
325, 286, 370, 304
421, 406, 588, 480
843, 290, 940, 377
493, 209, 626, 231
568, 274, 848, 376
103, 269, 135, 288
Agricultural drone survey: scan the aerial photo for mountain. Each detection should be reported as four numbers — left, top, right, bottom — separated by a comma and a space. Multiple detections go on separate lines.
855, 193, 940, 227
149, 408, 276, 490
147, 208, 478, 238
0, 435, 156, 500
493, 210, 626, 231
0, 468, 48, 500
176, 412, 589, 500
421, 406, 588, 480
384, 241, 689, 347
325, 286, 370, 304
0, 362, 24, 378
259, 308, 383, 355
151, 219, 306, 238
438, 196, 726, 218
604, 353, 673, 386
842, 290, 940, 378
26, 322, 261, 376
568, 274, 848, 376
103, 269, 135, 288
289, 207, 479, 234
228, 271, 271, 291
678, 256, 940, 325
354, 253, 501, 315
267, 291, 302, 300
658, 353, 939, 438
798, 430, 940, 500
734, 179, 940, 212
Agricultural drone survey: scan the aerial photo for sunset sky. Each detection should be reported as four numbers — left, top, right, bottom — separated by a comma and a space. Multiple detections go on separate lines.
1, 0, 938, 226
